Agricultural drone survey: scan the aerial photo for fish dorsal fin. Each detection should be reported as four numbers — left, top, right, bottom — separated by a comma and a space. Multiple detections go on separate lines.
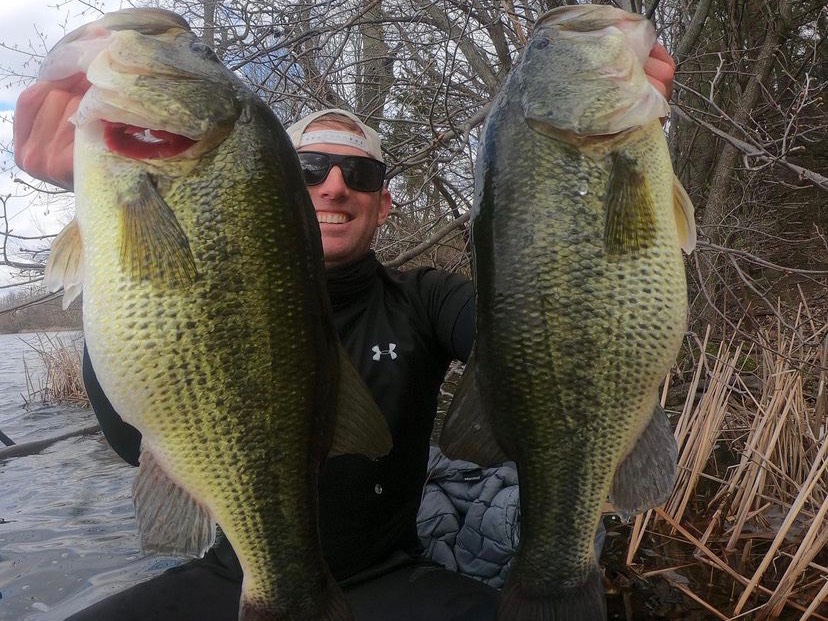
673, 176, 696, 254
133, 445, 216, 557
439, 352, 509, 467
329, 343, 392, 459
609, 401, 677, 517
44, 218, 84, 309
603, 152, 657, 257
120, 174, 198, 286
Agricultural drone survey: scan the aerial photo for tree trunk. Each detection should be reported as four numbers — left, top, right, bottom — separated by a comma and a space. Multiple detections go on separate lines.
201, 0, 217, 50
357, 0, 394, 122
696, 1, 792, 327
701, 3, 792, 240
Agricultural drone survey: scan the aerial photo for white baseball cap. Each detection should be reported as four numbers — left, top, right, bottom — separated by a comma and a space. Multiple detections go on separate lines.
286, 109, 384, 163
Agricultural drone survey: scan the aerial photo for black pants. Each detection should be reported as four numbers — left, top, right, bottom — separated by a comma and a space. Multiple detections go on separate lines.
64, 548, 500, 621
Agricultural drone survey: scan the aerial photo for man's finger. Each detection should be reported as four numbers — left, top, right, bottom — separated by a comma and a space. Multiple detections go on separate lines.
644, 43, 675, 100
649, 42, 676, 71
13, 83, 54, 158
14, 74, 89, 189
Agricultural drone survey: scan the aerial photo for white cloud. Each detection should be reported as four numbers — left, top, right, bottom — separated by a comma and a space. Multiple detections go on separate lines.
0, 0, 125, 291
0, 1, 128, 109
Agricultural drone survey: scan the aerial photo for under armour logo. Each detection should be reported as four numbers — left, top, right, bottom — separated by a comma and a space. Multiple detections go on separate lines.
371, 343, 398, 361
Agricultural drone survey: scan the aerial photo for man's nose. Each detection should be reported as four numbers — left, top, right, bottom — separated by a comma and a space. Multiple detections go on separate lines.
318, 164, 349, 197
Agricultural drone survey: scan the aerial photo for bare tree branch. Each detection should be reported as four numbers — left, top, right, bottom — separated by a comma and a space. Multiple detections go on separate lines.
673, 100, 828, 192
385, 211, 469, 267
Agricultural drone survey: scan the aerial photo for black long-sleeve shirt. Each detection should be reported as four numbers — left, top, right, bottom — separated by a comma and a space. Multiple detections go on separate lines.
83, 251, 474, 580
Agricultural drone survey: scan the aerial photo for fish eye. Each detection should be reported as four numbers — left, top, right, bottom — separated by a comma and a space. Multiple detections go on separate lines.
190, 41, 219, 62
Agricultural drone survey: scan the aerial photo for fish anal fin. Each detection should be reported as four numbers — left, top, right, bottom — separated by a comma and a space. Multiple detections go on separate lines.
329, 344, 392, 459
603, 153, 657, 257
439, 355, 508, 467
44, 218, 84, 309
120, 174, 198, 287
133, 446, 215, 557
673, 176, 697, 254
609, 402, 677, 516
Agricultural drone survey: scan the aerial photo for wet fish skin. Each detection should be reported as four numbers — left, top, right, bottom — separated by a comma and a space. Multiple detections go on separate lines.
42, 9, 390, 621
441, 5, 695, 621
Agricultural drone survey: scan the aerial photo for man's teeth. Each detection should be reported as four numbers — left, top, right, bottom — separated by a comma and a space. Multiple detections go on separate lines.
317, 212, 349, 224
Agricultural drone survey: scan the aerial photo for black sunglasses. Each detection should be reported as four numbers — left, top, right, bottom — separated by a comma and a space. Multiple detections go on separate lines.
297, 151, 386, 192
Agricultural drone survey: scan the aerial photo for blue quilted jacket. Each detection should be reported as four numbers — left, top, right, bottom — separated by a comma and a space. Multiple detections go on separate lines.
416, 446, 520, 588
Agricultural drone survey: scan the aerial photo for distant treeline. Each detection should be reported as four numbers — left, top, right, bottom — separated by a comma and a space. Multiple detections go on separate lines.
0, 289, 82, 334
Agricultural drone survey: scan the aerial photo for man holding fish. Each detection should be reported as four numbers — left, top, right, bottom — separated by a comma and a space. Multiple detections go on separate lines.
14, 6, 678, 621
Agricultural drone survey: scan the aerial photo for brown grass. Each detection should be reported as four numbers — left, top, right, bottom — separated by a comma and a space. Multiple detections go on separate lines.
24, 333, 88, 407
21, 306, 828, 618
627, 306, 828, 620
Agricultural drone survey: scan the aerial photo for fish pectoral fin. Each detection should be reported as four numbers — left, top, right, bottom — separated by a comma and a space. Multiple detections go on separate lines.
609, 401, 677, 516
329, 344, 392, 459
673, 176, 697, 254
603, 152, 659, 257
438, 354, 508, 467
133, 446, 216, 557
120, 173, 198, 287
44, 218, 84, 309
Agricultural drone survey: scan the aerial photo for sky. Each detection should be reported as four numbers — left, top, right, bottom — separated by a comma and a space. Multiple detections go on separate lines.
0, 0, 126, 291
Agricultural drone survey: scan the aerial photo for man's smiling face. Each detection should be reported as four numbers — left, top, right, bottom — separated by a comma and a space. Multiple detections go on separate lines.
299, 139, 391, 268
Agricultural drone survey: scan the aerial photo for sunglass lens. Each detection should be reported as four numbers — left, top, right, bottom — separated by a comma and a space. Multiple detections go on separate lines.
298, 153, 330, 185
298, 152, 385, 191
342, 159, 385, 192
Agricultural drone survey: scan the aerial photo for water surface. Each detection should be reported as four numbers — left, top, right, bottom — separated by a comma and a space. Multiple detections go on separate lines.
0, 332, 179, 621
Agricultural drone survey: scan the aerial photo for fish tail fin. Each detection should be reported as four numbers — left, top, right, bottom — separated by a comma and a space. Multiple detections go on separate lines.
499, 568, 605, 621
238, 579, 354, 621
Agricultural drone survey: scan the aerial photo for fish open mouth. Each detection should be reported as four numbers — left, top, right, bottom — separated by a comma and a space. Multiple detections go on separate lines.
103, 121, 197, 159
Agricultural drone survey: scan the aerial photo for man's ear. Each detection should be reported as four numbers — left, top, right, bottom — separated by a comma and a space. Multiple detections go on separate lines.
377, 188, 392, 226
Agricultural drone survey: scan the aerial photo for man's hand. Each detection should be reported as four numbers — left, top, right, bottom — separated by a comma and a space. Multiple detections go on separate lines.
645, 42, 675, 100
14, 73, 90, 191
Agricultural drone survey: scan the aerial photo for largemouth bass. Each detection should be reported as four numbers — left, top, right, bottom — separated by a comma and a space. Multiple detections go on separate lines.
441, 5, 696, 620
40, 9, 390, 621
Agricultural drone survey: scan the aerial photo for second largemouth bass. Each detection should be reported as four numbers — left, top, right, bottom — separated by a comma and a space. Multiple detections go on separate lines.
442, 5, 696, 620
